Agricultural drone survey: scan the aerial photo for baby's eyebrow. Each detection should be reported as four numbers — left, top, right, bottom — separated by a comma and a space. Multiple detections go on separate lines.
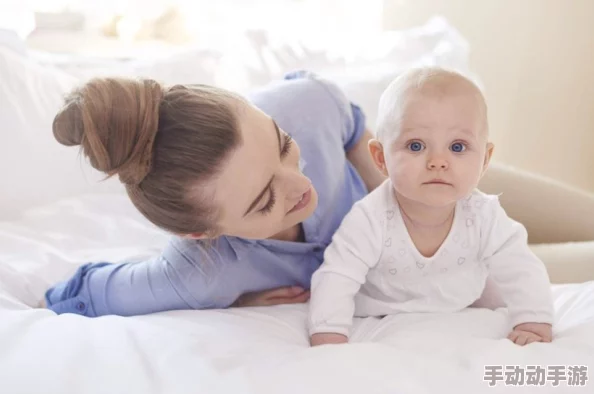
401, 126, 477, 137
401, 126, 430, 134
448, 127, 475, 136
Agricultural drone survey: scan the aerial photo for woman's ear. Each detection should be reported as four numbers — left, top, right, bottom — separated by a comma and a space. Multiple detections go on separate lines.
182, 230, 217, 240
368, 139, 389, 177
184, 233, 207, 240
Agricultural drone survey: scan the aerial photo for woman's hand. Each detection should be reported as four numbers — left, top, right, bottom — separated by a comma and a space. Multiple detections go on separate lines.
310, 332, 348, 347
232, 286, 310, 307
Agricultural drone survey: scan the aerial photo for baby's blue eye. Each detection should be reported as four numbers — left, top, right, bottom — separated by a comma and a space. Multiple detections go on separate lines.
450, 142, 466, 153
408, 141, 425, 152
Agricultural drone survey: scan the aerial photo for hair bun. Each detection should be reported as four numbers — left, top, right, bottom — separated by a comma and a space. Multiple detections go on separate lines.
52, 78, 164, 185
53, 93, 85, 146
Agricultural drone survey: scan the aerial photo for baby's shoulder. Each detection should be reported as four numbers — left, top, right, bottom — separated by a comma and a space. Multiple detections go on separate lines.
346, 180, 396, 227
459, 189, 503, 220
354, 179, 395, 210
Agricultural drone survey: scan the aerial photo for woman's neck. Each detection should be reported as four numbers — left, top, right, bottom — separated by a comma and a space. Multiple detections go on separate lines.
270, 223, 305, 242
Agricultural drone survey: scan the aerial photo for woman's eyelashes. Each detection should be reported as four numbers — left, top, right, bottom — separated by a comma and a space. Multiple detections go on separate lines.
259, 134, 292, 215
281, 134, 293, 157
259, 188, 276, 214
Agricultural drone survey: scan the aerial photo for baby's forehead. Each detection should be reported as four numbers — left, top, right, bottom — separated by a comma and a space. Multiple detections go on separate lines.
402, 89, 486, 115
400, 92, 487, 137
404, 77, 482, 103
402, 76, 486, 119
385, 69, 484, 103
376, 68, 489, 141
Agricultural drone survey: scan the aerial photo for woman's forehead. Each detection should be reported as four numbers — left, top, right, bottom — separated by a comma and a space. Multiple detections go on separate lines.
210, 105, 279, 219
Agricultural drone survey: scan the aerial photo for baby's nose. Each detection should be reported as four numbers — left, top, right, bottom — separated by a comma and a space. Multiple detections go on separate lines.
427, 157, 449, 170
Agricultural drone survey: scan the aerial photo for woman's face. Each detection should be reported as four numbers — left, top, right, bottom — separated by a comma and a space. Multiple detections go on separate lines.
202, 102, 318, 239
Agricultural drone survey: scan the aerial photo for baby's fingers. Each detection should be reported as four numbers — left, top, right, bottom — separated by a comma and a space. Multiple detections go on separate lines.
507, 331, 519, 342
525, 335, 540, 345
508, 330, 541, 346
515, 334, 529, 346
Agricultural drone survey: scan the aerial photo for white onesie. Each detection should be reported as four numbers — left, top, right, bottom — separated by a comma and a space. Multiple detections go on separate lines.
309, 180, 554, 336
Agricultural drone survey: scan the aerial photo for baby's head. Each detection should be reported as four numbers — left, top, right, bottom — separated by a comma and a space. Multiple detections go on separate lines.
370, 67, 494, 207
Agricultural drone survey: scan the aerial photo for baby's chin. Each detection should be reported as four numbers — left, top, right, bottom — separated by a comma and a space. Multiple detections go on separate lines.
417, 195, 459, 209
398, 186, 470, 208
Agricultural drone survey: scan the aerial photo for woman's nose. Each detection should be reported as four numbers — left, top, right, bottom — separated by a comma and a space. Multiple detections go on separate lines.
280, 168, 311, 199
298, 156, 307, 172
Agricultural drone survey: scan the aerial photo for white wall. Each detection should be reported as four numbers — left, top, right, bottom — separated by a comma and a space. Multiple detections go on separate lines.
383, 0, 594, 191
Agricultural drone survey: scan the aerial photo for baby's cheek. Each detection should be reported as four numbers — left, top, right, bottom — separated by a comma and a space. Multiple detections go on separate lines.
465, 155, 485, 179
389, 165, 414, 191
457, 158, 484, 190
387, 152, 409, 172
391, 154, 420, 177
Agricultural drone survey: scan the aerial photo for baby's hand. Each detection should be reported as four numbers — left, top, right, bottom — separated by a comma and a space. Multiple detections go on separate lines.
507, 322, 553, 346
310, 332, 348, 347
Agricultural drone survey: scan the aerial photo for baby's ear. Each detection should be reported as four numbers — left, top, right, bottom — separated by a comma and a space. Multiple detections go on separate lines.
483, 142, 495, 172
368, 139, 389, 176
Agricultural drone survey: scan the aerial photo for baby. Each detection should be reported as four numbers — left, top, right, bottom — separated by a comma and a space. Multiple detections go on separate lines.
309, 67, 554, 347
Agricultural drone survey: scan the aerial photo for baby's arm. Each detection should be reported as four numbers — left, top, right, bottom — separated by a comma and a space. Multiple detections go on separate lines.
480, 198, 554, 344
309, 203, 383, 346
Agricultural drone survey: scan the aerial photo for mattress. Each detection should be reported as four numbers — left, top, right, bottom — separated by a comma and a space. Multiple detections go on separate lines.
1, 194, 592, 394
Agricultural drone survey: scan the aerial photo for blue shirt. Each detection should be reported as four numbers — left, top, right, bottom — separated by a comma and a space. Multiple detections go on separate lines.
46, 71, 368, 317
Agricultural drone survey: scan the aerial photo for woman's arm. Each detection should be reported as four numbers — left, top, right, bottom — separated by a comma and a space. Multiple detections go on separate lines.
45, 239, 234, 317
346, 129, 386, 192
45, 259, 209, 317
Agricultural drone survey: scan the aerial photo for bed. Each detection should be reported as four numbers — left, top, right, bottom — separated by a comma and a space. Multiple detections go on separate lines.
1, 18, 593, 394
0, 193, 593, 394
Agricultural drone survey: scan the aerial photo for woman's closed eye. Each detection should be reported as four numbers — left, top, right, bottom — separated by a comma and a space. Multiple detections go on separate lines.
259, 188, 276, 214
259, 133, 292, 215
281, 134, 293, 157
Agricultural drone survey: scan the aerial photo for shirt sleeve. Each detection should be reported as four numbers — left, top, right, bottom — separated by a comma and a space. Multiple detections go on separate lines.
283, 70, 367, 151
308, 201, 383, 337
45, 238, 227, 317
480, 198, 554, 328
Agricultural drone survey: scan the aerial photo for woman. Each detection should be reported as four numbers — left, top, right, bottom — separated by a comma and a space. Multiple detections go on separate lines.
45, 70, 386, 316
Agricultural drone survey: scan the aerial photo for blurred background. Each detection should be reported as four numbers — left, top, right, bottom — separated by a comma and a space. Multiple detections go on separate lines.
385, 0, 594, 195
1, 0, 593, 217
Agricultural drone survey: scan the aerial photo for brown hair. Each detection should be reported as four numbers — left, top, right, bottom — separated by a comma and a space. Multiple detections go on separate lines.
52, 78, 242, 235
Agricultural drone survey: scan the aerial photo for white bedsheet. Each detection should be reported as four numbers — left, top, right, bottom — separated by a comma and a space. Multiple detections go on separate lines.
1, 195, 593, 394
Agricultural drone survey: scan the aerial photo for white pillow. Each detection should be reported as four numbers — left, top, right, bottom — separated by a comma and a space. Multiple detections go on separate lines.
0, 45, 222, 219
218, 17, 474, 128
0, 47, 124, 220
0, 28, 27, 56
31, 47, 222, 85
